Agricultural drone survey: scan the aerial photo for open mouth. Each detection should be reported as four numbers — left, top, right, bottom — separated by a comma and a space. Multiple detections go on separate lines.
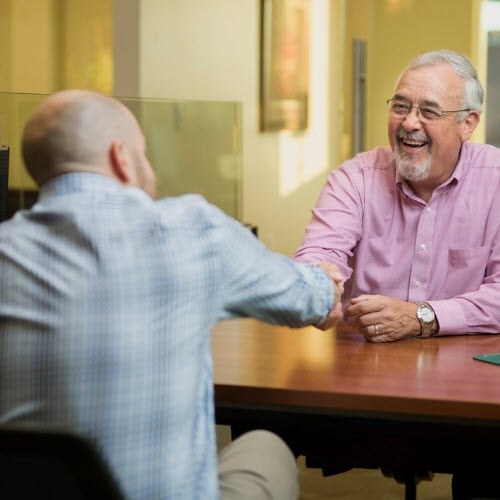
399, 135, 429, 149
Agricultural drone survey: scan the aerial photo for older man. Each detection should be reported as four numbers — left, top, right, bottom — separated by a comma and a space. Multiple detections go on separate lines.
294, 49, 500, 344
293, 45, 499, 500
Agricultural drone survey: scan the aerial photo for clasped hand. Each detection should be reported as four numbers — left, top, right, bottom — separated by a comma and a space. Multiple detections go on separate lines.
314, 262, 345, 331
345, 294, 420, 342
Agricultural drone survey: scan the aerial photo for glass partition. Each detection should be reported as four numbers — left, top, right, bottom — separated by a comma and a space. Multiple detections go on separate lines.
0, 92, 242, 220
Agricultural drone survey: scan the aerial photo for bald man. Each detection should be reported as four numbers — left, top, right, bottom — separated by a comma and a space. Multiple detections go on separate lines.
0, 90, 343, 500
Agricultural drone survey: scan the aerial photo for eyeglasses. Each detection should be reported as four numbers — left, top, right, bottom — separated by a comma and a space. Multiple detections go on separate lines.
386, 98, 471, 123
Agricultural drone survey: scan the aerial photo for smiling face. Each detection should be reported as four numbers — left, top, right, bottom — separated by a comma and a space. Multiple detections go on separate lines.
388, 63, 479, 186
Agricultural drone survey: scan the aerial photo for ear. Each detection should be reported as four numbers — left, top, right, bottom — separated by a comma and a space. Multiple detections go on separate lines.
109, 141, 132, 184
460, 111, 480, 141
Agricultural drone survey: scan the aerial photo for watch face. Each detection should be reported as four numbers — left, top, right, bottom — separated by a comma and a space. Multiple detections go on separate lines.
418, 305, 435, 323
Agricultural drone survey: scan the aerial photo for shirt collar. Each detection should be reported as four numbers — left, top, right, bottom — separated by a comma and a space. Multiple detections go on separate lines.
38, 172, 149, 202
394, 141, 469, 193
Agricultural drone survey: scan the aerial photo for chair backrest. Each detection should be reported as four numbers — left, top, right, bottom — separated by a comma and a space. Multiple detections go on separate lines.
0, 145, 8, 222
0, 424, 124, 499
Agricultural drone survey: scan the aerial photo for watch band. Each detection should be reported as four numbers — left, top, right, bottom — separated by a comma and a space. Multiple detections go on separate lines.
414, 302, 437, 339
415, 321, 433, 339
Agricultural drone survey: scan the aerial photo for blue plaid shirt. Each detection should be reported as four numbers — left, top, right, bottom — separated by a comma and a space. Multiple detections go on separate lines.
0, 173, 333, 499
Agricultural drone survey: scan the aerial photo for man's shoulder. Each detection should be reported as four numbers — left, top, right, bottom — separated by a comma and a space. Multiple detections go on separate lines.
157, 193, 218, 214
334, 147, 395, 185
340, 146, 393, 172
155, 194, 229, 228
464, 141, 500, 167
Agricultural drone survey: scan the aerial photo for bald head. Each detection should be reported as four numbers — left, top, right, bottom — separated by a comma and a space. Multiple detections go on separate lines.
22, 90, 145, 187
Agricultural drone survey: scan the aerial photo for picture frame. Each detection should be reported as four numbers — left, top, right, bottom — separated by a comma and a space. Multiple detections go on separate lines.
259, 0, 310, 132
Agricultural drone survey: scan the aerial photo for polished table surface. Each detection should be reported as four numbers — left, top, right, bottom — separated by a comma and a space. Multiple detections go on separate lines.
212, 318, 500, 481
213, 318, 500, 422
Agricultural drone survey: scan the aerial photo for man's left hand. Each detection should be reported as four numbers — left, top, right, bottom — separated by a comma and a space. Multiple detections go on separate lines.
345, 294, 420, 342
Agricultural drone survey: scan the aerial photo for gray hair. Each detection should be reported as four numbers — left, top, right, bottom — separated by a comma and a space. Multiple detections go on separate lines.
399, 49, 483, 120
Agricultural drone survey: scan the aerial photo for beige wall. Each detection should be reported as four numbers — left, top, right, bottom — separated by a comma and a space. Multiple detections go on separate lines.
133, 0, 344, 255
0, 0, 113, 189
0, 0, 59, 188
0, 0, 58, 94
59, 0, 113, 94
1, 0, 343, 255
0, 0, 113, 94
1, 0, 489, 254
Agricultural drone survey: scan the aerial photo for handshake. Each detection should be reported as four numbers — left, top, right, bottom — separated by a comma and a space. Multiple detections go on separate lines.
314, 262, 345, 331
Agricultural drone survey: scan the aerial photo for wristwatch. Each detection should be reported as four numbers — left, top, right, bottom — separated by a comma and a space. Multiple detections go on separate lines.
414, 302, 437, 339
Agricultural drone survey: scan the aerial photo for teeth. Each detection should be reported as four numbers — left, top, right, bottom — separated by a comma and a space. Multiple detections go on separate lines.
403, 139, 425, 146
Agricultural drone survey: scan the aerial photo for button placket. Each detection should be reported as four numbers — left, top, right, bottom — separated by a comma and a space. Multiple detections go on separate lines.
408, 203, 436, 301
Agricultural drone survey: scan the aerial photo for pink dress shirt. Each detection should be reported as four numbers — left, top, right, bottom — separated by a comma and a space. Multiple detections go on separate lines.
293, 141, 500, 335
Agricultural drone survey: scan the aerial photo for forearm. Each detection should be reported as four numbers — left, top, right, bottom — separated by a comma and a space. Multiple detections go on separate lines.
292, 166, 363, 281
293, 249, 352, 280
259, 261, 335, 327
221, 235, 335, 327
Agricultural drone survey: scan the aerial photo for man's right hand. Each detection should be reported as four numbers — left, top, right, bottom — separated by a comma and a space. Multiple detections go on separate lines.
314, 262, 344, 331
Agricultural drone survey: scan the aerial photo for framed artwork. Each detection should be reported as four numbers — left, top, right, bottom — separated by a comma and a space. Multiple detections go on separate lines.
260, 0, 310, 132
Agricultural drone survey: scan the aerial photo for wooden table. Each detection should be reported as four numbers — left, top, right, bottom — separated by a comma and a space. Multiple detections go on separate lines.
212, 318, 500, 498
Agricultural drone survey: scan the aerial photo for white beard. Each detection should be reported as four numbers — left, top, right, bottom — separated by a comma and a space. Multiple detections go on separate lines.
394, 135, 432, 182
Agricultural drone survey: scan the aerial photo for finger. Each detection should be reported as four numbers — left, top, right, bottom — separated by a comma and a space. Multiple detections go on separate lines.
361, 323, 382, 340
345, 303, 359, 318
353, 319, 385, 342
365, 326, 411, 343
359, 325, 372, 341
315, 310, 343, 331
346, 299, 384, 318
350, 294, 373, 304
314, 261, 343, 281
334, 275, 344, 285
353, 312, 380, 328
366, 331, 402, 343
366, 335, 393, 343
345, 302, 372, 318
334, 282, 344, 301
315, 301, 344, 331
333, 301, 343, 316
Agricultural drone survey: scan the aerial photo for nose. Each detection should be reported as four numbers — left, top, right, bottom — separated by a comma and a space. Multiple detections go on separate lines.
401, 106, 423, 130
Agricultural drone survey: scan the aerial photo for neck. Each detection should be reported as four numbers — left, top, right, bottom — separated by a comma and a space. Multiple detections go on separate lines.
408, 167, 455, 203
407, 181, 434, 203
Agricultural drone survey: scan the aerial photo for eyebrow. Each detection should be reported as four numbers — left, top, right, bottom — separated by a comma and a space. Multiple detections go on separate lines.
392, 93, 442, 108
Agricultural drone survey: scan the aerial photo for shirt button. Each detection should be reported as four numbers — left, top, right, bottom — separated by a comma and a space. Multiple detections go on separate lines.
415, 280, 421, 287
420, 243, 426, 250
426, 207, 432, 213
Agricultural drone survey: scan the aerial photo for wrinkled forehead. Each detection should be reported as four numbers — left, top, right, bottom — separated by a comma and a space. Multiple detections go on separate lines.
395, 64, 464, 107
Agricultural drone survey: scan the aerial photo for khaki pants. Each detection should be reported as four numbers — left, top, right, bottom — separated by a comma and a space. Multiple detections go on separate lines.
218, 430, 299, 500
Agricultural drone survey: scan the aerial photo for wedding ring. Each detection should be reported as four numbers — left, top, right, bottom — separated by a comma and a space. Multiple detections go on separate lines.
375, 324, 379, 335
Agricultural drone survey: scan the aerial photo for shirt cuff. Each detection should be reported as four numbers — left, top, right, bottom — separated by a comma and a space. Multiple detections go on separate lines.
427, 299, 468, 335
293, 253, 352, 281
307, 264, 335, 319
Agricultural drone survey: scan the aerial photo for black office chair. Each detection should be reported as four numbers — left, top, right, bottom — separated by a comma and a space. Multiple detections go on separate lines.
0, 145, 9, 222
0, 424, 124, 499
